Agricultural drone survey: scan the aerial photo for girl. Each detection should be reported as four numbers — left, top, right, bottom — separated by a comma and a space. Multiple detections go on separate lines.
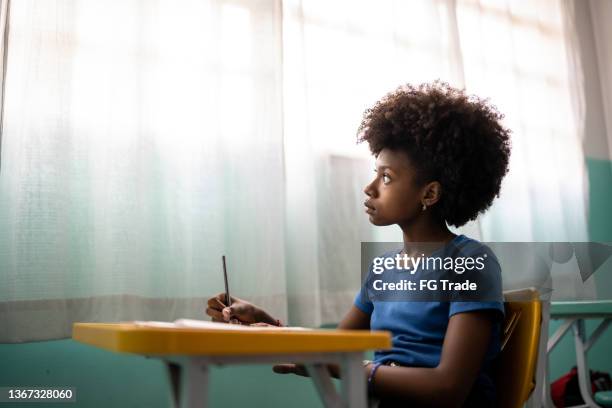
206, 82, 511, 407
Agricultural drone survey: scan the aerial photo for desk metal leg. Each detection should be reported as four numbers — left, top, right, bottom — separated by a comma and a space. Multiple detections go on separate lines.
573, 319, 601, 408
165, 359, 209, 408
167, 362, 181, 407
340, 352, 367, 408
544, 318, 577, 408
305, 363, 343, 408
305, 353, 367, 408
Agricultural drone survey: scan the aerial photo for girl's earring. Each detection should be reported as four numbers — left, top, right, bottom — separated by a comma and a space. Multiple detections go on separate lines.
422, 203, 427, 211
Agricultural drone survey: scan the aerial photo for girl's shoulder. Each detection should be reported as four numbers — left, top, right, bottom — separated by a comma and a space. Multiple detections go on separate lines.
448, 234, 499, 261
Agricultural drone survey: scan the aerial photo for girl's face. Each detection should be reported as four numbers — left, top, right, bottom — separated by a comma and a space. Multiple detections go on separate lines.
363, 148, 424, 226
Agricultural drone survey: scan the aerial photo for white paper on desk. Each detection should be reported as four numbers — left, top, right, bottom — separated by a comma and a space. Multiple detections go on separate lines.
132, 319, 311, 331
132, 321, 179, 328
174, 319, 311, 331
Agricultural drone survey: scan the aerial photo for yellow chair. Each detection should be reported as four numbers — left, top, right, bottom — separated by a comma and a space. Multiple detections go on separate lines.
492, 288, 543, 408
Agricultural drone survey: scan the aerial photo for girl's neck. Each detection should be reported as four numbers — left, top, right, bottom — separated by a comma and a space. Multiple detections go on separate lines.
399, 217, 456, 256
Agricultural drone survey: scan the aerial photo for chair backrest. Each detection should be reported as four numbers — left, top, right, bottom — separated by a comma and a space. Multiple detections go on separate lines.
493, 288, 542, 408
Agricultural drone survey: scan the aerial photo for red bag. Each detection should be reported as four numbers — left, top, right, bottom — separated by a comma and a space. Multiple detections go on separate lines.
551, 366, 612, 407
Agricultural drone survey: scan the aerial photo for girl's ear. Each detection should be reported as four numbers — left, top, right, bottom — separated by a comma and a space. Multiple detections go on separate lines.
421, 181, 442, 207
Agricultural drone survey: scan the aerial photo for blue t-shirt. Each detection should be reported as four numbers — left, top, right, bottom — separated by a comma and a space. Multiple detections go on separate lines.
354, 234, 504, 403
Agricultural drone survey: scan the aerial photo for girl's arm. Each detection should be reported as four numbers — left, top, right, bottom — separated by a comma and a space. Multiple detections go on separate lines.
369, 310, 494, 407
337, 305, 371, 330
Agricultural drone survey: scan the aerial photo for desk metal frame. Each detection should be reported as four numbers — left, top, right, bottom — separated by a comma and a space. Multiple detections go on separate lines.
543, 301, 612, 408
164, 352, 366, 408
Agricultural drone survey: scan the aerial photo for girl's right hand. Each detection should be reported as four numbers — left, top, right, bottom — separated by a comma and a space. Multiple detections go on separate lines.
205, 293, 277, 325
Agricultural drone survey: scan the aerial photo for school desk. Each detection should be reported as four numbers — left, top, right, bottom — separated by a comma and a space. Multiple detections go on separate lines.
72, 323, 392, 408
545, 300, 612, 407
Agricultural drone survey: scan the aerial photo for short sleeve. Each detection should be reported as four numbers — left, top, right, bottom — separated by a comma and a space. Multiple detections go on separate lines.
354, 285, 373, 315
449, 301, 504, 320
354, 261, 374, 315
449, 241, 504, 321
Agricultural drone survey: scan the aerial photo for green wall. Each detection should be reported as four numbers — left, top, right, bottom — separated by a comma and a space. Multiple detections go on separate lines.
0, 339, 325, 407
582, 157, 612, 378
587, 158, 612, 298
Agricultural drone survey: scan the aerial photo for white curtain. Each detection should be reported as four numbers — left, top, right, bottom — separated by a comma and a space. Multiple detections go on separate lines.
0, 0, 590, 342
456, 0, 588, 243
451, 0, 593, 299
0, 0, 288, 342
581, 0, 612, 163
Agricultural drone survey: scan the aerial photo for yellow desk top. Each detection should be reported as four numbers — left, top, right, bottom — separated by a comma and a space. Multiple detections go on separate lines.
72, 323, 392, 356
